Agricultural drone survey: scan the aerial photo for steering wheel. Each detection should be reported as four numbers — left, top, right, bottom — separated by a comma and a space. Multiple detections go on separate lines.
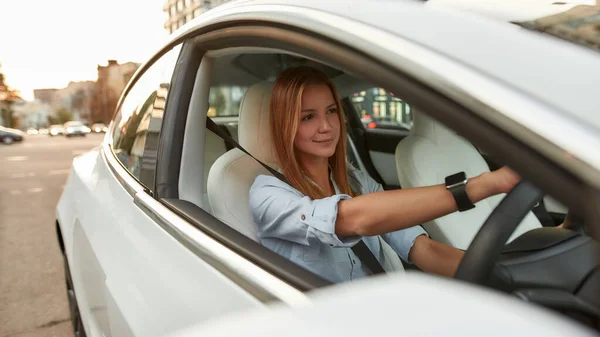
454, 180, 600, 326
454, 180, 544, 284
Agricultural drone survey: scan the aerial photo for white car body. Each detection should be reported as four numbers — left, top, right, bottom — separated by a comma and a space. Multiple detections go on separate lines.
56, 1, 600, 336
167, 273, 597, 337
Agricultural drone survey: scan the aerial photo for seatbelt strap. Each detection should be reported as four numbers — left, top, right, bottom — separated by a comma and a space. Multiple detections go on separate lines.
205, 117, 386, 275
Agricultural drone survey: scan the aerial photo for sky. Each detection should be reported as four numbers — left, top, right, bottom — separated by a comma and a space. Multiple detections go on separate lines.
1, 0, 169, 101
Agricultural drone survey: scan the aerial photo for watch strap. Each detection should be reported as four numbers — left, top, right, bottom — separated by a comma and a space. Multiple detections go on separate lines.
445, 172, 476, 212
449, 182, 475, 212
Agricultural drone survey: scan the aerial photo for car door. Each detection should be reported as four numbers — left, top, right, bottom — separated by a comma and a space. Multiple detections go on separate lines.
59, 43, 302, 337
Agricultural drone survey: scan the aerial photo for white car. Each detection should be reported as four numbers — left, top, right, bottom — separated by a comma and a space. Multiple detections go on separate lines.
64, 121, 91, 137
91, 123, 109, 133
56, 1, 600, 337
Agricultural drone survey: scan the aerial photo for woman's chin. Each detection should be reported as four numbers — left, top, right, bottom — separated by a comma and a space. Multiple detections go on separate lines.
313, 148, 337, 159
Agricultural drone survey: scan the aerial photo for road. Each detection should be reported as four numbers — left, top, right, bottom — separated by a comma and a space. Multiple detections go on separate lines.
0, 133, 104, 337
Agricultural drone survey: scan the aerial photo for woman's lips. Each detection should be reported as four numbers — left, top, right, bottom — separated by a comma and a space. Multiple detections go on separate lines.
313, 138, 334, 144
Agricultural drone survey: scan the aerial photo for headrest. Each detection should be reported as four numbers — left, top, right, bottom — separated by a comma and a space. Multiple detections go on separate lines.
412, 109, 459, 145
238, 81, 277, 166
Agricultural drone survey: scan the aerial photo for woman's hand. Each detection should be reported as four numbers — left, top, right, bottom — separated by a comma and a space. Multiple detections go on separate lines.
488, 166, 521, 195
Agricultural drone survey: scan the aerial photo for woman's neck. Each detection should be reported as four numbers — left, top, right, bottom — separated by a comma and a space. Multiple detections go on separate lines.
299, 157, 333, 195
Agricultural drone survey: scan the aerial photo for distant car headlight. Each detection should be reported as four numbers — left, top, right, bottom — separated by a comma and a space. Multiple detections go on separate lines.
51, 130, 58, 135
83, 127, 91, 133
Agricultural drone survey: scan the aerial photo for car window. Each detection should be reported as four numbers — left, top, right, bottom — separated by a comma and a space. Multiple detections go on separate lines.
208, 85, 248, 117
350, 87, 413, 131
207, 85, 247, 144
201, 86, 247, 214
111, 44, 182, 191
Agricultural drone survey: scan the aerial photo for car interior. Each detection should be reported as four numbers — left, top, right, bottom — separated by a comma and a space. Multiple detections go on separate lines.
178, 48, 567, 244
169, 47, 598, 326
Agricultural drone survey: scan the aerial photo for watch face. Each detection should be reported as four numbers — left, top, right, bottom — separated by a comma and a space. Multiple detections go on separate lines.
446, 172, 467, 186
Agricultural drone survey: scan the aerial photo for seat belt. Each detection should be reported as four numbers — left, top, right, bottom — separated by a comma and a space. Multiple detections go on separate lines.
206, 117, 386, 275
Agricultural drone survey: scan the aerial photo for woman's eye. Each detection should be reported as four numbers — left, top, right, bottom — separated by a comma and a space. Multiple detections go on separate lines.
327, 108, 338, 114
302, 114, 313, 121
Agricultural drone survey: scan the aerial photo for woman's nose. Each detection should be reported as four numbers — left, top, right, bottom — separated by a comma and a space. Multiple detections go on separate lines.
318, 116, 332, 132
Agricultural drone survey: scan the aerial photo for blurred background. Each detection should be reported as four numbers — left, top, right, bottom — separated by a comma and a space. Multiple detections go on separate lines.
0, 1, 232, 337
0, 0, 233, 132
1, 0, 598, 336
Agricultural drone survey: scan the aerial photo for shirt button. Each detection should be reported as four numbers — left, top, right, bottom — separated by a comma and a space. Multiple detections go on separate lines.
301, 215, 306, 220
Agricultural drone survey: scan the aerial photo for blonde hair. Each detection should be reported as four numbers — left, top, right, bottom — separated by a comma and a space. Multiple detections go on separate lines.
269, 66, 356, 199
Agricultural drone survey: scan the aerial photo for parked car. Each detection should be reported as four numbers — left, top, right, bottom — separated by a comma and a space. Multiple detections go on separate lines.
26, 127, 39, 135
91, 123, 108, 133
49, 124, 65, 136
0, 125, 24, 144
38, 128, 49, 135
56, 1, 600, 337
63, 121, 91, 137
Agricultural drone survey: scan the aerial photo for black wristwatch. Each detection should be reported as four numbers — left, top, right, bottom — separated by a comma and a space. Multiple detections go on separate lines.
445, 172, 475, 212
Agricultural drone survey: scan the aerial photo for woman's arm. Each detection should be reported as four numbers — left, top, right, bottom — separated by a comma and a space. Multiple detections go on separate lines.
409, 235, 464, 277
335, 167, 520, 237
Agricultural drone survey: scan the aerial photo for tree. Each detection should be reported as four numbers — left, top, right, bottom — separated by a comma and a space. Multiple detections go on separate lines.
0, 63, 22, 127
57, 108, 72, 124
48, 115, 58, 125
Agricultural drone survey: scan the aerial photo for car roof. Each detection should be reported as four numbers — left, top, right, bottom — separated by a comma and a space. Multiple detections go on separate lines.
170, 0, 600, 127
160, 0, 600, 172
425, 0, 596, 22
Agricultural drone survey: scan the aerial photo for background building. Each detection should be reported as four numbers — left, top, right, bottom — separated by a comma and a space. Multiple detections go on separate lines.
33, 89, 58, 106
517, 4, 599, 51
91, 60, 140, 124
30, 60, 139, 127
57, 81, 96, 122
163, 0, 231, 34
12, 99, 53, 128
34, 82, 95, 125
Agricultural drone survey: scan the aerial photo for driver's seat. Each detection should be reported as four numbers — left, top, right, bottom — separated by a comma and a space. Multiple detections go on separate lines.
395, 110, 541, 250
207, 81, 405, 274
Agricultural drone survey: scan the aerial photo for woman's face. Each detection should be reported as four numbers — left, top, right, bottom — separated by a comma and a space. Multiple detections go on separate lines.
294, 84, 340, 162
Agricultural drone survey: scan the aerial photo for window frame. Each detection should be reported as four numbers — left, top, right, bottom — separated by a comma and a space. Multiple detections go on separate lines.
107, 20, 598, 296
106, 44, 183, 196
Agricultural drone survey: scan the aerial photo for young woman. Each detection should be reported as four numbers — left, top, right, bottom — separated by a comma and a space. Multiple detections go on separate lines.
249, 66, 520, 283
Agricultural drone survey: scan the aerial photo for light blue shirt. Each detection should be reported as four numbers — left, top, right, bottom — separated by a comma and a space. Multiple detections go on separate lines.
249, 168, 428, 283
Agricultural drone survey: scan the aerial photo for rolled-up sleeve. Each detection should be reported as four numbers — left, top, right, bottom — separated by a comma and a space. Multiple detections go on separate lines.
351, 168, 428, 262
250, 175, 361, 247
381, 226, 428, 263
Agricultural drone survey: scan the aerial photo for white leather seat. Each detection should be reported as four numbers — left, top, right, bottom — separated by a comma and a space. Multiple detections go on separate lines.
395, 110, 541, 250
207, 81, 275, 240
202, 130, 228, 214
207, 81, 404, 274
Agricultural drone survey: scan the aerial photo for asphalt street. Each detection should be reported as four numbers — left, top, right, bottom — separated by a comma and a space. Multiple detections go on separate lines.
0, 133, 104, 337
